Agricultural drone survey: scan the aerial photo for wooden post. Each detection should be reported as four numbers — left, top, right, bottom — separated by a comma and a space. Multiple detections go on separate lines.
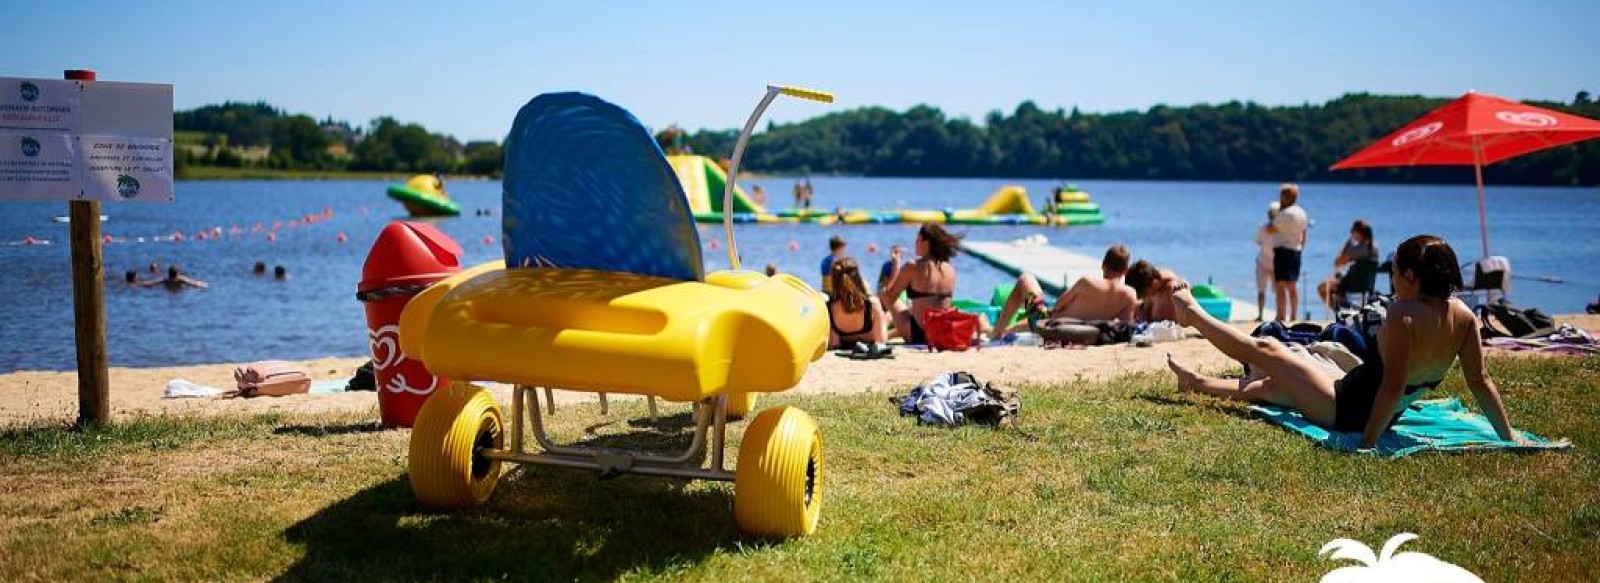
66, 69, 109, 427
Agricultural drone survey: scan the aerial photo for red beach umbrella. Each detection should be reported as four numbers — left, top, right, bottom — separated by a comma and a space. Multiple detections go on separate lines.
1330, 92, 1600, 258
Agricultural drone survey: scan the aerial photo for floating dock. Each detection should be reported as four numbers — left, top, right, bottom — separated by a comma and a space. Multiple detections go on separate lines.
962, 241, 1259, 322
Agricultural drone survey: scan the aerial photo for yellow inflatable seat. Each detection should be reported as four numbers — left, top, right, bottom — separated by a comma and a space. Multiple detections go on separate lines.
400, 263, 828, 401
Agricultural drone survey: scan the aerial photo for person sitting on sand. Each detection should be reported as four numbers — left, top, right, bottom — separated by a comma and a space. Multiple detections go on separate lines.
826, 258, 890, 355
139, 265, 208, 291
819, 235, 847, 294
993, 244, 1139, 336
1165, 234, 1526, 448
877, 244, 904, 294
880, 224, 988, 343
1123, 259, 1187, 322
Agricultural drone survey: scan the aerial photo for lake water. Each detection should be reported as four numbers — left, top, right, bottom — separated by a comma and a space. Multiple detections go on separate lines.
1, 177, 1596, 371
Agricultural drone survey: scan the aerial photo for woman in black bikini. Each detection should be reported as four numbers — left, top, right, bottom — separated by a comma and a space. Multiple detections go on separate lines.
1165, 235, 1527, 448
880, 223, 974, 344
826, 258, 888, 350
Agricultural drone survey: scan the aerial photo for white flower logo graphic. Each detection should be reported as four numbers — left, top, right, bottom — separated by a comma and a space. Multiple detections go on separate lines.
1495, 111, 1559, 128
1391, 122, 1444, 147
1319, 533, 1483, 583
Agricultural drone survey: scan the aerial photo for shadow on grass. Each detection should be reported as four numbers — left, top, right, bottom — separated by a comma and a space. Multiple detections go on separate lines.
276, 418, 762, 582
276, 471, 753, 582
272, 422, 390, 437
1135, 392, 1260, 423
623, 411, 697, 432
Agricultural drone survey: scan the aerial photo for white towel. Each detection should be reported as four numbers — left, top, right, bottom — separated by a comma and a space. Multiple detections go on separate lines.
164, 378, 224, 398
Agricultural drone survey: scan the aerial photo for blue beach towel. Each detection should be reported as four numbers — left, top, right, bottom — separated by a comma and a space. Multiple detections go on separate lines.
1250, 398, 1571, 458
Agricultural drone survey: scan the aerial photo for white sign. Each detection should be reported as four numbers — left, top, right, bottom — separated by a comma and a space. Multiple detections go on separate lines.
0, 76, 172, 203
0, 131, 77, 199
80, 135, 173, 202
0, 78, 81, 133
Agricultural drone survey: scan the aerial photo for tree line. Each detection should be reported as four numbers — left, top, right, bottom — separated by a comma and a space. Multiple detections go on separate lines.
173, 102, 501, 176
175, 92, 1600, 185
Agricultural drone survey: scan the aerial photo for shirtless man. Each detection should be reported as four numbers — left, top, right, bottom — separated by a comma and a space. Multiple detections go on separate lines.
138, 265, 209, 291
994, 244, 1139, 335
1124, 260, 1188, 322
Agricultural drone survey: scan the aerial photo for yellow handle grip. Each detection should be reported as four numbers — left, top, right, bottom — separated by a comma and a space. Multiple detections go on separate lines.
777, 85, 834, 103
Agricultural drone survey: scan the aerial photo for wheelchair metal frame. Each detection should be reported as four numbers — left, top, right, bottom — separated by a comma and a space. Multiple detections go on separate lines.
479, 386, 738, 483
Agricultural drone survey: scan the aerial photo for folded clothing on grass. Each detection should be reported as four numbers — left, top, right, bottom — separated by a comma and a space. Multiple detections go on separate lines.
1250, 397, 1571, 458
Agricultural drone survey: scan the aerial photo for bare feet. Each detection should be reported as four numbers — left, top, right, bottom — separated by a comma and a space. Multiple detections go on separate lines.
1167, 352, 1200, 393
1169, 287, 1199, 327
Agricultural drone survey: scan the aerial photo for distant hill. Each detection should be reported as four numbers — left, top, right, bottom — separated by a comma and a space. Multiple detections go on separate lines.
688, 92, 1600, 186
174, 92, 1600, 185
172, 102, 501, 177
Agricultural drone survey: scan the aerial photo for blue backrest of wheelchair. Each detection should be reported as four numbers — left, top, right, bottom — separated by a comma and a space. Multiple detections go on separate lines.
502, 92, 703, 282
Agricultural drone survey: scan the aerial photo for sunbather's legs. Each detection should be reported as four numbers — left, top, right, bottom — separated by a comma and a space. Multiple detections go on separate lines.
1171, 288, 1282, 371
889, 303, 916, 343
870, 299, 889, 344
1168, 355, 1292, 406
996, 273, 1047, 335
1171, 289, 1338, 420
1167, 354, 1336, 424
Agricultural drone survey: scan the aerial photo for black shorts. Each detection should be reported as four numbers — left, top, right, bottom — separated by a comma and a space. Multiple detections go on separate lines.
1334, 274, 1359, 294
1272, 247, 1302, 283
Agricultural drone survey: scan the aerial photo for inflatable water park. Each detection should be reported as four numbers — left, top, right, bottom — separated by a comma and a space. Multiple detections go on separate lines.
670, 154, 1104, 226
380, 153, 1105, 226
386, 174, 460, 217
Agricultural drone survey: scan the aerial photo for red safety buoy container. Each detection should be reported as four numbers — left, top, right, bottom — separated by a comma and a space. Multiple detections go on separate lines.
357, 221, 462, 427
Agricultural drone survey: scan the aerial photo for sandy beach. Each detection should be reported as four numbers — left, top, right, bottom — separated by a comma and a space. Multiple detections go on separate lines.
4, 315, 1596, 427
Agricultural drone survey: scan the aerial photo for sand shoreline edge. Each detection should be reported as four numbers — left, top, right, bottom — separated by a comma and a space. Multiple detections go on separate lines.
5, 315, 1596, 427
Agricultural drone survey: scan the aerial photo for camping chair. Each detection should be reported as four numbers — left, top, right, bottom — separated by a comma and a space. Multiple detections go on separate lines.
1337, 258, 1380, 310
1457, 256, 1511, 307
398, 91, 832, 537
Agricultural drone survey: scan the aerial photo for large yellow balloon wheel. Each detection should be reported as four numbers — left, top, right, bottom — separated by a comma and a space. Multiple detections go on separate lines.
734, 406, 823, 537
408, 382, 505, 508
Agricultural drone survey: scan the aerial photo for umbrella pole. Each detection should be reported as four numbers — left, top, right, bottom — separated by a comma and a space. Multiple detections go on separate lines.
1472, 137, 1490, 259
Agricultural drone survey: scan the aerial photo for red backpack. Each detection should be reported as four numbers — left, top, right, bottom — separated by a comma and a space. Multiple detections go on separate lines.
923, 309, 980, 352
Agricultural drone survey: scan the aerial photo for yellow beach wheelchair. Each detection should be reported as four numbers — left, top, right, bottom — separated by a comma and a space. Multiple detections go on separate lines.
401, 87, 835, 537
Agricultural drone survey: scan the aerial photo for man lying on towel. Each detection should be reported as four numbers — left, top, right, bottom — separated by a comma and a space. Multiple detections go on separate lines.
993, 244, 1140, 345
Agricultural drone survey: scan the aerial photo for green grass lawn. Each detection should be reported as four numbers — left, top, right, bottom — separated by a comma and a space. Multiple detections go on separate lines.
2, 355, 1596, 582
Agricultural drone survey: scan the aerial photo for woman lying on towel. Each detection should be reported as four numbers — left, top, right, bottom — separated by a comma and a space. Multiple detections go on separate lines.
1165, 235, 1527, 448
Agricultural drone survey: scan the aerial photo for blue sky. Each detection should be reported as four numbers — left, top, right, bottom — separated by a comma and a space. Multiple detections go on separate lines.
4, 1, 1596, 141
